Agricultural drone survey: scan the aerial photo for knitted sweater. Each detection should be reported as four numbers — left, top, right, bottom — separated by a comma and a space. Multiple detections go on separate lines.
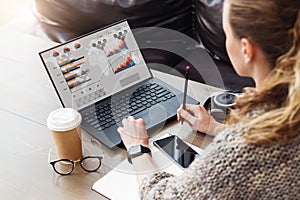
139, 126, 300, 199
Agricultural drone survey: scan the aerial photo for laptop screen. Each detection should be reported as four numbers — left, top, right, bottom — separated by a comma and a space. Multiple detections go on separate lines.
40, 20, 152, 110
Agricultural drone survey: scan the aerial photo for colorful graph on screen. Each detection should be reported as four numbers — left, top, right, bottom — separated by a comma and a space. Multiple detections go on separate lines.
92, 29, 135, 74
106, 40, 128, 57
55, 54, 92, 91
113, 54, 135, 74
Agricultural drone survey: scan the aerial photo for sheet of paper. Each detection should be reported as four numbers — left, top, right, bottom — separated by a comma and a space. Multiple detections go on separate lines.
92, 133, 203, 200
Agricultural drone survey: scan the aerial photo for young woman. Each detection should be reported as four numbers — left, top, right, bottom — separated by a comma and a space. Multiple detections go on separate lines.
118, 0, 300, 198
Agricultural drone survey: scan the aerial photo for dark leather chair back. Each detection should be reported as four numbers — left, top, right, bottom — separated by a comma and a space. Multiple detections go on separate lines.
194, 0, 230, 63
34, 0, 193, 67
34, 0, 192, 42
34, 0, 254, 90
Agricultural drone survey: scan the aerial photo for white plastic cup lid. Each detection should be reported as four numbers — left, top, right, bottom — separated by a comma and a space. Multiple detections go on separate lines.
47, 108, 82, 132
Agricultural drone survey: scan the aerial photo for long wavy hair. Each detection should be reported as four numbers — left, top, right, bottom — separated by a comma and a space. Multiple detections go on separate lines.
225, 0, 300, 145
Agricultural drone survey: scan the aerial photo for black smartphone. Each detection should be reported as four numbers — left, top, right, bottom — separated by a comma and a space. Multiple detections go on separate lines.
153, 135, 200, 168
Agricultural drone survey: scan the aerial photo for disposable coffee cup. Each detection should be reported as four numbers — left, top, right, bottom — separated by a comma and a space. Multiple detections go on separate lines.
47, 108, 82, 161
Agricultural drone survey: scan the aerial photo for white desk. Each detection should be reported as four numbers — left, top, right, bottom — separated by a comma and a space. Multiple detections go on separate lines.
0, 27, 221, 199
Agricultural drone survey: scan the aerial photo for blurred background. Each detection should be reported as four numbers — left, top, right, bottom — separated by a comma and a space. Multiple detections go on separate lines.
0, 0, 33, 25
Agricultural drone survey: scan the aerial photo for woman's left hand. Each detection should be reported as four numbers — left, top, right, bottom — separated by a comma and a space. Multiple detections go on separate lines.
117, 116, 149, 150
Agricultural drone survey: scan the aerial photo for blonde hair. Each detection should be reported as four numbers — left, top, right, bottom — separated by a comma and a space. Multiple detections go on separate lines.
226, 0, 300, 145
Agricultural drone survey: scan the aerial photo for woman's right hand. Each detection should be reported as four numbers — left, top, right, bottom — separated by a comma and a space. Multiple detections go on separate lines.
177, 104, 222, 136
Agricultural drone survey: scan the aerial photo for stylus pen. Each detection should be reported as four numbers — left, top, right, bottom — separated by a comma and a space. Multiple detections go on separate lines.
181, 66, 190, 125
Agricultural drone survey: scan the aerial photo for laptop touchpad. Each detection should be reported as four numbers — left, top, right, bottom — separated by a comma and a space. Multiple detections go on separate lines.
136, 105, 168, 129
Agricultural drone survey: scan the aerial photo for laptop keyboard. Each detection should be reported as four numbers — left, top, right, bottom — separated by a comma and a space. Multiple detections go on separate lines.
83, 82, 176, 131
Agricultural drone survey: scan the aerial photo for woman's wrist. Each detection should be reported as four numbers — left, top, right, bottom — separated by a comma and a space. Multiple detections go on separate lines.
207, 118, 224, 136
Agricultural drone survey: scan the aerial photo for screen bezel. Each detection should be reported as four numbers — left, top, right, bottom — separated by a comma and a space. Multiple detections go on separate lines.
39, 19, 153, 108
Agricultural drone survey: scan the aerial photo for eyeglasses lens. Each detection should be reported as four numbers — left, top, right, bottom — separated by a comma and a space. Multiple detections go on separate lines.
53, 160, 74, 175
80, 157, 101, 172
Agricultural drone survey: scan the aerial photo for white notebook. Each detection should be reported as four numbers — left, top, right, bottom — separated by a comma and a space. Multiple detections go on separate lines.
92, 133, 203, 200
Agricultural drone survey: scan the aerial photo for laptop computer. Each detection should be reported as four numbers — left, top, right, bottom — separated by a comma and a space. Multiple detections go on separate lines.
39, 20, 198, 149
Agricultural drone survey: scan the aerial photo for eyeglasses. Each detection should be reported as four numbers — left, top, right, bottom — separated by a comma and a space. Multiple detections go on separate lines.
49, 156, 103, 176
48, 138, 104, 176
